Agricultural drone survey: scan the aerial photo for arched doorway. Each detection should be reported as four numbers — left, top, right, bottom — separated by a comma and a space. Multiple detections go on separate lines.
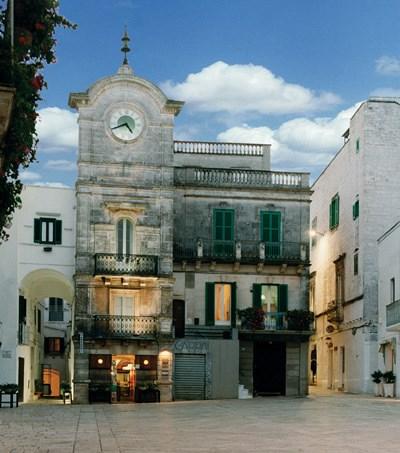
19, 269, 74, 402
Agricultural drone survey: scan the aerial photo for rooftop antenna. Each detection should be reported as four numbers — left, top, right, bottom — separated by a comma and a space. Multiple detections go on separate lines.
121, 27, 131, 65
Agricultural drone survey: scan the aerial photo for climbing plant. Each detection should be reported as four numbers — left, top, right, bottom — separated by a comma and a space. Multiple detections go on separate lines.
0, 0, 75, 242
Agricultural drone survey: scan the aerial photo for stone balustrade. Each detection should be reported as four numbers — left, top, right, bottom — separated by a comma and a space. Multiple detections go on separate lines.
174, 140, 266, 156
174, 167, 309, 189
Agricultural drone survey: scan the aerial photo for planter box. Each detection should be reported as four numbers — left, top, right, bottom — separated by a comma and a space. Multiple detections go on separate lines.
374, 383, 383, 397
384, 383, 395, 398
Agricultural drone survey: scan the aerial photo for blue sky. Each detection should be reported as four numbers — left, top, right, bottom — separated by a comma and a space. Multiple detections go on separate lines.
23, 0, 400, 186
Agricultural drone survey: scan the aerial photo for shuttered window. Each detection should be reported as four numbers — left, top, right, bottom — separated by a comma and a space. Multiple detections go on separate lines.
212, 209, 234, 257
252, 283, 288, 328
49, 298, 63, 321
205, 282, 237, 327
329, 194, 340, 230
261, 211, 281, 242
34, 218, 62, 244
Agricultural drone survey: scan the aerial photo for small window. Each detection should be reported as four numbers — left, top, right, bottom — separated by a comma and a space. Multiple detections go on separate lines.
352, 197, 359, 220
329, 194, 340, 230
356, 138, 360, 153
49, 298, 64, 322
390, 278, 396, 303
34, 218, 62, 244
45, 337, 64, 354
37, 309, 41, 333
353, 251, 359, 276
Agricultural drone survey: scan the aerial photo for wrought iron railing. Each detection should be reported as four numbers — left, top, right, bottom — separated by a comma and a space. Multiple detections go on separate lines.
94, 254, 158, 276
174, 239, 308, 264
90, 315, 158, 338
174, 167, 309, 189
387, 299, 400, 327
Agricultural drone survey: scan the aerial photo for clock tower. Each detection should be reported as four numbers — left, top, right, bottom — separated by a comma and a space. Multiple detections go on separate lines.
69, 32, 183, 403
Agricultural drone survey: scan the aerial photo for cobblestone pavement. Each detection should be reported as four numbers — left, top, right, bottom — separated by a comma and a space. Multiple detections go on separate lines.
1, 388, 400, 453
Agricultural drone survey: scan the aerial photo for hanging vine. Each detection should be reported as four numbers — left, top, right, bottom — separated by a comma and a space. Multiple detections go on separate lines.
0, 0, 76, 242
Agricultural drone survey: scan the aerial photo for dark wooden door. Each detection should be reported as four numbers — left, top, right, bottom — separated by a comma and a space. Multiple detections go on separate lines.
173, 300, 185, 338
18, 357, 24, 402
253, 342, 286, 396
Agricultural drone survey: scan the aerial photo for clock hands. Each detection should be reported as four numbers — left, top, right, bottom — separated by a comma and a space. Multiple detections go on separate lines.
111, 122, 133, 133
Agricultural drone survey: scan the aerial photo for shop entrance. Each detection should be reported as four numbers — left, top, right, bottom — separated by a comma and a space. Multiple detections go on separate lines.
112, 355, 135, 403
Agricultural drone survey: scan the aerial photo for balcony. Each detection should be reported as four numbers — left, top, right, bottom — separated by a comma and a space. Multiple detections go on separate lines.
174, 140, 266, 156
387, 299, 400, 330
83, 315, 159, 339
174, 239, 308, 265
174, 167, 309, 189
94, 254, 158, 276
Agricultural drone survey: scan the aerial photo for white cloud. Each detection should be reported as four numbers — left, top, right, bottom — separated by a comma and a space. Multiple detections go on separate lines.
32, 182, 71, 188
36, 107, 78, 153
217, 102, 361, 171
20, 170, 42, 182
376, 56, 400, 76
162, 61, 341, 115
45, 160, 76, 171
370, 87, 400, 97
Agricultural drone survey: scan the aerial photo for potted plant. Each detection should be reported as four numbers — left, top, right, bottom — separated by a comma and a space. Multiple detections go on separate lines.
237, 307, 265, 330
382, 371, 396, 397
371, 370, 383, 396
287, 310, 314, 331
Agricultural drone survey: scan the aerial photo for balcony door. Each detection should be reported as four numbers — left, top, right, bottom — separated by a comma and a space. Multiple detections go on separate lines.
110, 291, 135, 335
117, 218, 134, 255
261, 211, 281, 258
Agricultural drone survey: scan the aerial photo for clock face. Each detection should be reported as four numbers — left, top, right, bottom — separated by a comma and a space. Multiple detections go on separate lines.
109, 108, 144, 141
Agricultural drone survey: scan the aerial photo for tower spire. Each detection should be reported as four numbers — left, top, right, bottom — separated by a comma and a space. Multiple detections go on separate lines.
121, 27, 131, 65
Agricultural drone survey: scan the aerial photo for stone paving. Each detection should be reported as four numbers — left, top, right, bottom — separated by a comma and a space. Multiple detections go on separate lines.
1, 388, 400, 452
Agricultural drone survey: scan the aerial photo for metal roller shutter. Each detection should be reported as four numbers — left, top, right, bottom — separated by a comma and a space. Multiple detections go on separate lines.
174, 354, 206, 400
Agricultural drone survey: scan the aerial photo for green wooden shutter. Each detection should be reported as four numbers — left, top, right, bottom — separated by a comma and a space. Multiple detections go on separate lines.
126, 220, 132, 254
252, 284, 262, 308
55, 220, 62, 244
205, 283, 215, 326
335, 196, 340, 226
230, 283, 237, 328
224, 210, 234, 241
34, 218, 41, 243
278, 284, 288, 312
261, 211, 281, 242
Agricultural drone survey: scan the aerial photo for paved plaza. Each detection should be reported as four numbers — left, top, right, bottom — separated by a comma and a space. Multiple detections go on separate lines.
1, 389, 400, 452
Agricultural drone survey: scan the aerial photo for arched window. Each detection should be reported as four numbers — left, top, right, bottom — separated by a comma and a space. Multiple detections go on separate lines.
117, 218, 133, 255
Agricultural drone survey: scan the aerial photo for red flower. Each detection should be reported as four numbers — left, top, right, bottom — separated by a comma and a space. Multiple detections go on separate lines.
31, 75, 44, 90
18, 36, 27, 46
35, 22, 46, 31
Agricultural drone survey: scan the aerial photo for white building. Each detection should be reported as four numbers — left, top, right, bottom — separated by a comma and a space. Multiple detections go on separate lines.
310, 97, 400, 393
377, 221, 400, 396
0, 185, 75, 402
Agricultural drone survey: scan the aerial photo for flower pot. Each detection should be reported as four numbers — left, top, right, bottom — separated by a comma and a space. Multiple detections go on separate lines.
383, 383, 394, 398
374, 382, 383, 397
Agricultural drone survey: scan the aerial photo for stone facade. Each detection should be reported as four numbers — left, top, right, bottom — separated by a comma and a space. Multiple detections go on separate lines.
310, 98, 400, 393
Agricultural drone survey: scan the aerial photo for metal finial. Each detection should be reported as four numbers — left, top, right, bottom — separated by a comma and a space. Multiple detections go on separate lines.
121, 28, 131, 65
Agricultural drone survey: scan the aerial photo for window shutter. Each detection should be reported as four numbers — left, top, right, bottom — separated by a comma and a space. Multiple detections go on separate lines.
252, 283, 262, 308
34, 218, 41, 243
278, 284, 288, 312
60, 338, 65, 353
230, 282, 237, 328
224, 210, 234, 241
55, 220, 62, 244
44, 338, 50, 354
126, 220, 132, 254
335, 196, 340, 226
205, 283, 215, 326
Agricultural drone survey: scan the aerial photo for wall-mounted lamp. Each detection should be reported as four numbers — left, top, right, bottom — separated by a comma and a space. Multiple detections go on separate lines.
143, 359, 149, 366
97, 358, 104, 365
309, 229, 324, 238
